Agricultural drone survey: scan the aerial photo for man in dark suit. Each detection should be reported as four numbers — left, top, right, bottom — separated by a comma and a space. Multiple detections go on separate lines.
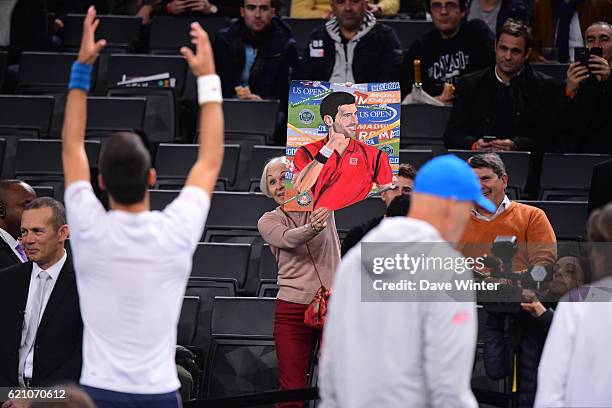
0, 180, 36, 270
0, 197, 82, 388
588, 158, 612, 215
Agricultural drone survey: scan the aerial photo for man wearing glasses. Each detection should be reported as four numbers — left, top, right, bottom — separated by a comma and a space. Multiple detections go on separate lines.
400, 0, 495, 104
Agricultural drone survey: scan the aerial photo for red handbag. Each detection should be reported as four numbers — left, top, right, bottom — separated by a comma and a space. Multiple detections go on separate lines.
304, 285, 331, 329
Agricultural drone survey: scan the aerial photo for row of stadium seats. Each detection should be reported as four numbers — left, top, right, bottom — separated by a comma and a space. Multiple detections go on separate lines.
3, 136, 609, 201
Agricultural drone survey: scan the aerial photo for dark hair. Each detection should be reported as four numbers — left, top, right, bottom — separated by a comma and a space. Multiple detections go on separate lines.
426, 0, 467, 13
497, 19, 533, 51
319, 92, 356, 122
24, 197, 66, 231
385, 195, 411, 217
467, 153, 507, 178
398, 163, 417, 180
99, 132, 151, 205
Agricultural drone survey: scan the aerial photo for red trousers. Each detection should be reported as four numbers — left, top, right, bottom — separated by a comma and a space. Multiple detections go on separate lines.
274, 299, 322, 408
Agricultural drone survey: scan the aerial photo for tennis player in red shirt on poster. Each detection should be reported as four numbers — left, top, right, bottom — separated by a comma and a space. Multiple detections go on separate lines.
293, 91, 393, 211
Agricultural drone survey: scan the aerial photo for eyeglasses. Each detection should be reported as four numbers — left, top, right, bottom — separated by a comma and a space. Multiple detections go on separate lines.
430, 2, 460, 12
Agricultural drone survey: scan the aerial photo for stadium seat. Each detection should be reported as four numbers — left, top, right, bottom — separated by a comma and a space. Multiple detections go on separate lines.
249, 145, 285, 191
14, 139, 101, 200
223, 99, 280, 145
149, 189, 179, 211
16, 52, 89, 95
0, 95, 55, 178
449, 150, 531, 199
0, 50, 8, 91
150, 16, 231, 54
335, 198, 386, 233
539, 153, 611, 201
531, 64, 569, 82
0, 95, 54, 137
282, 18, 326, 56
154, 144, 240, 190
178, 295, 201, 347
191, 243, 252, 290
399, 149, 434, 168
256, 244, 279, 297
203, 297, 277, 399
400, 105, 451, 148
83, 97, 146, 139
32, 185, 54, 198
185, 280, 237, 362
204, 192, 277, 242
0, 139, 6, 178
519, 200, 588, 241
61, 14, 142, 53
106, 54, 188, 143
378, 20, 433, 50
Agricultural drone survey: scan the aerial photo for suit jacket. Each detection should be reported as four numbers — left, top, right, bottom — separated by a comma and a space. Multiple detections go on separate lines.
0, 238, 21, 271
588, 158, 612, 215
0, 257, 83, 387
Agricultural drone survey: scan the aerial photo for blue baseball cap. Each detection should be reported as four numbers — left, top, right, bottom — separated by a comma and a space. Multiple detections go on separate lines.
413, 154, 496, 213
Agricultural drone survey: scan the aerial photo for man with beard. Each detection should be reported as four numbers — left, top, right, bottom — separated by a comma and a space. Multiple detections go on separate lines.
292, 91, 393, 210
213, 0, 298, 101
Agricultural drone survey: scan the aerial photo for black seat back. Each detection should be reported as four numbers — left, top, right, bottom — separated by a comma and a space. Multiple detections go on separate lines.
519, 200, 588, 241
178, 295, 201, 347
150, 16, 230, 54
249, 145, 285, 191
62, 14, 142, 53
191, 243, 252, 290
540, 153, 611, 201
400, 105, 451, 148
399, 149, 434, 168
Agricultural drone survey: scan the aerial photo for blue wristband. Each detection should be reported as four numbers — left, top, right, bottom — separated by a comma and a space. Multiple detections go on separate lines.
68, 61, 93, 92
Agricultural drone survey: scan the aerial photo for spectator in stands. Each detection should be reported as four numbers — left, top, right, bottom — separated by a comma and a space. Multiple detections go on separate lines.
320, 154, 493, 408
1, 0, 49, 64
0, 198, 82, 388
559, 21, 611, 153
467, 0, 528, 35
292, 92, 393, 211
459, 153, 557, 272
0, 180, 36, 270
400, 0, 495, 103
535, 203, 612, 407
588, 157, 612, 214
161, 0, 219, 16
291, 0, 400, 18
530, 0, 612, 63
61, 8, 223, 407
341, 163, 416, 255
443, 19, 561, 152
299, 0, 402, 84
213, 0, 299, 102
257, 156, 340, 408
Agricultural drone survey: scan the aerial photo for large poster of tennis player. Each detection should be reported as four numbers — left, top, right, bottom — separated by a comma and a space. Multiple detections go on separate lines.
284, 81, 401, 212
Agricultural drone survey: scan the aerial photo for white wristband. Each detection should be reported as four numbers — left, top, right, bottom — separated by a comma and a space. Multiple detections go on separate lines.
197, 75, 223, 105
320, 146, 333, 158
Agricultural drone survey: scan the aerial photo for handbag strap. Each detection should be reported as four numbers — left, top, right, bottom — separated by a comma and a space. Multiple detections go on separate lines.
279, 207, 325, 289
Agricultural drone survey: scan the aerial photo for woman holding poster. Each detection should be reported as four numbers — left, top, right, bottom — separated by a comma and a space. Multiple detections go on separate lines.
257, 156, 340, 407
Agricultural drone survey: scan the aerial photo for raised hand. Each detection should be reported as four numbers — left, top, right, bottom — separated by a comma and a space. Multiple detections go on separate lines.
588, 54, 610, 82
565, 62, 589, 93
180, 22, 216, 77
77, 6, 106, 65
310, 207, 329, 232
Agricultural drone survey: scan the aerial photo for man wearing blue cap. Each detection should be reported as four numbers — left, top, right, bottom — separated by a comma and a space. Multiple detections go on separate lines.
319, 154, 494, 408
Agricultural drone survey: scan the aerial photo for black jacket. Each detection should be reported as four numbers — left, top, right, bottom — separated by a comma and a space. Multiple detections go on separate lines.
444, 64, 562, 152
483, 308, 554, 408
213, 16, 298, 101
299, 17, 402, 84
400, 20, 495, 98
0, 258, 82, 387
0, 238, 21, 271
559, 76, 612, 154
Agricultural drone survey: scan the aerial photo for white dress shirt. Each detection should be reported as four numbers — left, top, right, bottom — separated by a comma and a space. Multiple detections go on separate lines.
472, 195, 511, 221
0, 227, 26, 262
22, 250, 67, 379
